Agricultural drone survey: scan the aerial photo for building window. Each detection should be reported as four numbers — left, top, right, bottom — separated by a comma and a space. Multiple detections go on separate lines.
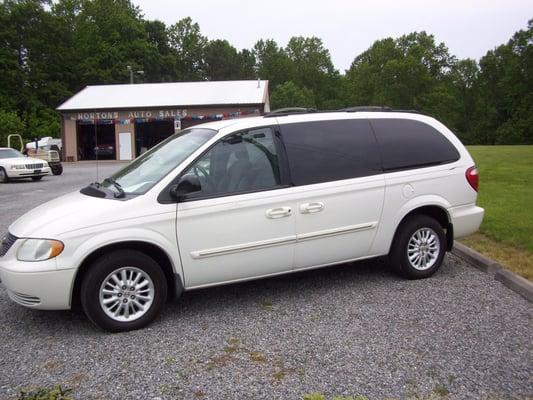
134, 119, 175, 157
76, 122, 116, 161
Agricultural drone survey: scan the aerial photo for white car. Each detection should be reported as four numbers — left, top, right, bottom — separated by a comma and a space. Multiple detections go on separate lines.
0, 147, 51, 183
0, 109, 484, 332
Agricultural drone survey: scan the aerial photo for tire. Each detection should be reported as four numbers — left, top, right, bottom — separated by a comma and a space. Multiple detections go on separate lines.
80, 250, 168, 332
0, 167, 8, 183
31, 176, 43, 181
51, 164, 63, 175
389, 215, 446, 279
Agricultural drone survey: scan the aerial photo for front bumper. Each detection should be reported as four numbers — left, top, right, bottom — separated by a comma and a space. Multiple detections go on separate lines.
0, 258, 75, 310
7, 166, 51, 179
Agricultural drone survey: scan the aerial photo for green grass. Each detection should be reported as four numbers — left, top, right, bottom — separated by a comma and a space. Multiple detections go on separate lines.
462, 145, 533, 279
467, 145, 533, 251
17, 385, 73, 400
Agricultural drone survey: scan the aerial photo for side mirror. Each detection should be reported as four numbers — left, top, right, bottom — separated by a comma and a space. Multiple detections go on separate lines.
169, 174, 201, 200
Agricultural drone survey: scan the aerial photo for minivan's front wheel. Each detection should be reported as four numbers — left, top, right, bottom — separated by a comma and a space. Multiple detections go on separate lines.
390, 215, 446, 279
81, 250, 167, 332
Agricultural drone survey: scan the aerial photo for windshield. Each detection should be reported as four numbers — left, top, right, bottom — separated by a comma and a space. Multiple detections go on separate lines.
0, 149, 23, 159
101, 128, 217, 195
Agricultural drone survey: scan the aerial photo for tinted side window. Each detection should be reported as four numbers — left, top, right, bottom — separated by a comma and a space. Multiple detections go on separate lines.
280, 119, 381, 186
183, 127, 281, 198
370, 119, 460, 171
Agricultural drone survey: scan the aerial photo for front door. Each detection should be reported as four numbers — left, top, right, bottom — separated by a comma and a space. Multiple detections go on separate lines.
176, 127, 296, 288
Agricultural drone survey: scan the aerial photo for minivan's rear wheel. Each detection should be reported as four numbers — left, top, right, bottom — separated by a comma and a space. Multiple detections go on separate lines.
390, 215, 446, 279
81, 250, 167, 332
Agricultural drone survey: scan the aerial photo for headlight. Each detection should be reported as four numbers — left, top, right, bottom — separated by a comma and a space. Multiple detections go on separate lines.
17, 239, 64, 262
11, 165, 25, 170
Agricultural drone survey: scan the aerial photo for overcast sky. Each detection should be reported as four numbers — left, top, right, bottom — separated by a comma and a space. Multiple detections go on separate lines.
132, 0, 532, 72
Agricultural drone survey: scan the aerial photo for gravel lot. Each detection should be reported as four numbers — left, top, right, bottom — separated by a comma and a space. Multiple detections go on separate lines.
0, 162, 531, 400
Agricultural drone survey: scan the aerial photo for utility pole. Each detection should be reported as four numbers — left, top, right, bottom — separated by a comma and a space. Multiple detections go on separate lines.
126, 65, 144, 84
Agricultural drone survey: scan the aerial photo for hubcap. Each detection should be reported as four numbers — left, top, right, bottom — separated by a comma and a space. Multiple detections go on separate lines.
99, 267, 154, 322
407, 227, 440, 271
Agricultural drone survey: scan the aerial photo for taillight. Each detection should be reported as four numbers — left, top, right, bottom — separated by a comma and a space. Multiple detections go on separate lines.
466, 166, 479, 192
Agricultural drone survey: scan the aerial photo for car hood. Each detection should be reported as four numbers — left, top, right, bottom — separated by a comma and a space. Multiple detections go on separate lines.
8, 190, 134, 238
1, 156, 46, 165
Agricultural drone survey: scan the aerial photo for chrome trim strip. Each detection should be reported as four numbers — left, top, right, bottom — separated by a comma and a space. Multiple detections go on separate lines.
190, 235, 297, 259
296, 222, 377, 242
189, 221, 377, 259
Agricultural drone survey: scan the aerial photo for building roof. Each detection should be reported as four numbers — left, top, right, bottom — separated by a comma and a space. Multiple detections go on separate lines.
57, 80, 269, 111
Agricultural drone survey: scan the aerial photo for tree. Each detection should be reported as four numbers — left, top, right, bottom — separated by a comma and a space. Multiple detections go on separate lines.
204, 39, 240, 80
143, 19, 177, 82
285, 36, 340, 109
237, 49, 256, 80
0, 1, 530, 145
471, 19, 533, 144
73, 0, 153, 85
168, 17, 207, 80
253, 39, 293, 89
345, 32, 462, 133
270, 81, 315, 109
0, 110, 24, 147
0, 0, 72, 138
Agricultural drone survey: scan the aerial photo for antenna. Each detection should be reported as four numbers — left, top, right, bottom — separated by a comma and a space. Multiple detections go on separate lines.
94, 110, 99, 182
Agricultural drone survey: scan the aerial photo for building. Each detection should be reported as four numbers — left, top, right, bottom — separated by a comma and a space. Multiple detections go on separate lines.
56, 80, 270, 162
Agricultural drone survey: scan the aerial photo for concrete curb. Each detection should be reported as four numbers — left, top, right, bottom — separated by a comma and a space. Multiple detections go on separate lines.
494, 269, 533, 302
452, 241, 533, 302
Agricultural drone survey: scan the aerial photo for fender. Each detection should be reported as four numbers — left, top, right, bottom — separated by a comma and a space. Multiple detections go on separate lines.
370, 194, 452, 255
56, 227, 184, 281
394, 195, 451, 227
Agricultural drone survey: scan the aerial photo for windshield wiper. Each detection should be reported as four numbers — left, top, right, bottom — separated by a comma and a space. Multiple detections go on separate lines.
103, 178, 125, 198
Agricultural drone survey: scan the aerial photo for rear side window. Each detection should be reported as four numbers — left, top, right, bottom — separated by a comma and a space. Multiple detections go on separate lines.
370, 119, 460, 171
280, 119, 381, 186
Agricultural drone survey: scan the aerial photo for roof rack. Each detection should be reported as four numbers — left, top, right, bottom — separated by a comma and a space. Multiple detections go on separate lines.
263, 106, 423, 118
264, 107, 317, 117
342, 106, 423, 114
342, 106, 392, 112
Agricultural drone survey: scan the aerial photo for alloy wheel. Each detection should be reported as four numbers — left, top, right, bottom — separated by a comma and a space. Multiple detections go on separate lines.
407, 227, 441, 271
99, 267, 154, 322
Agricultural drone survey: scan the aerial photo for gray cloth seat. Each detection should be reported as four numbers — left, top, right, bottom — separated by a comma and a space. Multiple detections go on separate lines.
216, 141, 277, 194
217, 145, 252, 193
237, 161, 276, 191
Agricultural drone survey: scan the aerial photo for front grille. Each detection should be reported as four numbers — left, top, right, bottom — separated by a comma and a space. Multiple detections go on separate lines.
25, 163, 44, 169
0, 232, 17, 257
7, 290, 41, 306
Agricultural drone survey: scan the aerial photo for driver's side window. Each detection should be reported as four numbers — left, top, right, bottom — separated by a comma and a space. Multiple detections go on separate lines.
184, 127, 281, 198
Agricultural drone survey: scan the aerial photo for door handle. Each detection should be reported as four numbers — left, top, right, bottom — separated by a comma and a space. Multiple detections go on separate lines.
300, 202, 324, 214
266, 206, 292, 219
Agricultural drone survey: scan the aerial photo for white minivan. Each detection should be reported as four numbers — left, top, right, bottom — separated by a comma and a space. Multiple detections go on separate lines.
0, 109, 484, 332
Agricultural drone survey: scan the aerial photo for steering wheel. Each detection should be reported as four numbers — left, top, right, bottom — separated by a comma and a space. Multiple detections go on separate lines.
192, 164, 215, 192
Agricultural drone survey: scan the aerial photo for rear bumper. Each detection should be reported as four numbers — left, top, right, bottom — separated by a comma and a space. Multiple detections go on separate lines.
449, 204, 484, 238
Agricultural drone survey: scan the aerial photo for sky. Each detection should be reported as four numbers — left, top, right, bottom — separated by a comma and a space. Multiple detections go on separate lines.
132, 0, 532, 72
